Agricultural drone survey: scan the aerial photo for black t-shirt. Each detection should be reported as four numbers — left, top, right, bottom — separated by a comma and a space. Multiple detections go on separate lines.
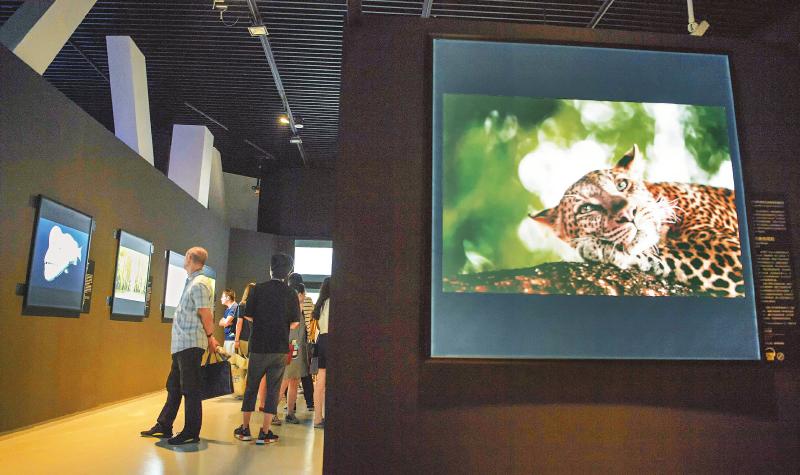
244, 279, 302, 354
236, 302, 252, 341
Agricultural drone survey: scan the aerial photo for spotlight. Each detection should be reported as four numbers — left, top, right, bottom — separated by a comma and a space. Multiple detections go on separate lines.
248, 25, 268, 37
688, 20, 710, 36
279, 116, 290, 125
686, 0, 710, 37
289, 136, 302, 144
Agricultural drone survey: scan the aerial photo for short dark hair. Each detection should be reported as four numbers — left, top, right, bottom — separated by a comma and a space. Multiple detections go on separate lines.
287, 273, 304, 286
293, 283, 306, 295
271, 253, 294, 280
223, 288, 236, 301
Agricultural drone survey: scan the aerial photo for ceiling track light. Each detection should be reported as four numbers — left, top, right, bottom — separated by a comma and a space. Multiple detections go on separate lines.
248, 25, 268, 37
687, 0, 710, 36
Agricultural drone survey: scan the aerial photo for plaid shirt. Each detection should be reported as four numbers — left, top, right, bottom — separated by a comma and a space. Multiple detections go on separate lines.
171, 270, 214, 354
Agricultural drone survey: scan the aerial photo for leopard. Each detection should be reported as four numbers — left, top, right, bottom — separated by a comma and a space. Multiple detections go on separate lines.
529, 144, 745, 297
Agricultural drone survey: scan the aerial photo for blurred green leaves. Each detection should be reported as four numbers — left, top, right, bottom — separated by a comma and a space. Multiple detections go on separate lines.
683, 105, 730, 176
441, 94, 731, 276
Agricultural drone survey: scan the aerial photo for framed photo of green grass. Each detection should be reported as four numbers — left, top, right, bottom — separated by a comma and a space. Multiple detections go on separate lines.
430, 38, 760, 360
111, 230, 153, 319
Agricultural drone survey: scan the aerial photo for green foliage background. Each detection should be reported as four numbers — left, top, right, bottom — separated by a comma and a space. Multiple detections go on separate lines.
442, 94, 731, 277
115, 247, 149, 297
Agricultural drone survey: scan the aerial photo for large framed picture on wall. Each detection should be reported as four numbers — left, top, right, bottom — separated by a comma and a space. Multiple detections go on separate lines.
431, 39, 760, 360
23, 195, 94, 316
111, 230, 153, 318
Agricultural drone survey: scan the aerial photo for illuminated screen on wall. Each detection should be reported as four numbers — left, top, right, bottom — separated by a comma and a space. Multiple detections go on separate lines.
112, 231, 153, 317
163, 251, 216, 320
294, 240, 332, 282
162, 250, 188, 320
24, 196, 93, 316
431, 39, 759, 360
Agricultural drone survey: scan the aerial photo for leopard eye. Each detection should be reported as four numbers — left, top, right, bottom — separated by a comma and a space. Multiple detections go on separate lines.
577, 204, 594, 215
616, 179, 629, 191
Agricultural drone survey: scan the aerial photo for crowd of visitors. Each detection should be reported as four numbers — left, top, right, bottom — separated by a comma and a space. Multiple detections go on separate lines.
140, 247, 330, 446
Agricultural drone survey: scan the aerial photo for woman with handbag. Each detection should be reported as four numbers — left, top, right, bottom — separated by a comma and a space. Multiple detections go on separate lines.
312, 277, 330, 429
279, 283, 311, 424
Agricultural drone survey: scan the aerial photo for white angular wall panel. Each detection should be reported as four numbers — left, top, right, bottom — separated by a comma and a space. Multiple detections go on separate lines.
0, 0, 96, 75
106, 36, 154, 165
168, 125, 214, 207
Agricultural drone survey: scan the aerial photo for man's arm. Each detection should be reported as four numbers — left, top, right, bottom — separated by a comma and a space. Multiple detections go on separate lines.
198, 307, 219, 353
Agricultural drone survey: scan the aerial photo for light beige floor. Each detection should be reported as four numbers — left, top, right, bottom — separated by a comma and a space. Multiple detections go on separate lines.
0, 390, 323, 475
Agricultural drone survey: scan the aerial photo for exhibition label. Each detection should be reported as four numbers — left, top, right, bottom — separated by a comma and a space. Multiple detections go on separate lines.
750, 194, 798, 364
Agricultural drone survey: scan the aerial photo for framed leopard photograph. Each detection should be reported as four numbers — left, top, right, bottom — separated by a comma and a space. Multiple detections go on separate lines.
430, 39, 760, 360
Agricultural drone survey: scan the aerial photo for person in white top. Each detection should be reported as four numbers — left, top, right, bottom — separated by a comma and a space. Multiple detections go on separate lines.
311, 277, 330, 429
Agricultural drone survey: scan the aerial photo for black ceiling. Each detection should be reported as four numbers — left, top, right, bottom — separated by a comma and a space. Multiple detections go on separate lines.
1, 0, 796, 177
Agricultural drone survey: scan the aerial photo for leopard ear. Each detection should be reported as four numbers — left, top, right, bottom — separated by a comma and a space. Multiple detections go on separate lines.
529, 208, 555, 228
615, 144, 639, 171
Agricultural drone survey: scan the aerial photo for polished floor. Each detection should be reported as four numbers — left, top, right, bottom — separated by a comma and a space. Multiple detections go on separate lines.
0, 390, 323, 475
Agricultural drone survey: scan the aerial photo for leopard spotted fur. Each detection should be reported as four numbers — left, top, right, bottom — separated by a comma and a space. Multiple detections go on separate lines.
530, 145, 744, 297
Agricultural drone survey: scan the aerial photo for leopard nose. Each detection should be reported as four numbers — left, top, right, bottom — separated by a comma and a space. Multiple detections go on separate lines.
610, 197, 628, 215
617, 206, 636, 224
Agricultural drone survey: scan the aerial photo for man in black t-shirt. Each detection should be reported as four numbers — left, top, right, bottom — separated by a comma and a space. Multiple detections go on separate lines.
234, 253, 302, 445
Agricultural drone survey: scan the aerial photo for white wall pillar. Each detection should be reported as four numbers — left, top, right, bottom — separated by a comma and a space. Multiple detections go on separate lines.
208, 147, 227, 221
0, 0, 96, 75
168, 125, 214, 207
106, 36, 154, 165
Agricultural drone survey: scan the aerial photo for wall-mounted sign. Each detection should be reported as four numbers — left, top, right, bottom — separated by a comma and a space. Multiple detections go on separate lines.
82, 260, 94, 313
750, 194, 798, 364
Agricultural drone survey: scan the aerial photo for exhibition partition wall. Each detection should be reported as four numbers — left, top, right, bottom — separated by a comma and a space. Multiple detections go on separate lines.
332, 16, 800, 473
0, 45, 229, 433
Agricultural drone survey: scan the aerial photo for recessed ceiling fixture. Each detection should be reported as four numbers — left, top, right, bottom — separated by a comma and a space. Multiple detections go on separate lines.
687, 0, 710, 36
289, 136, 303, 144
248, 25, 268, 36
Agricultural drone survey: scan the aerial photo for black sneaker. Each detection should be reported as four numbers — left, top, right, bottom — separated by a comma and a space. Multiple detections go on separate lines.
234, 425, 252, 441
285, 413, 300, 424
167, 432, 200, 445
140, 423, 172, 438
255, 429, 279, 445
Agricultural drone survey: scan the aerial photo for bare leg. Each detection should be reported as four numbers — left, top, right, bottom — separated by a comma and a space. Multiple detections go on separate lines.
261, 413, 273, 433
287, 379, 299, 416
313, 369, 326, 425
279, 377, 289, 412
257, 375, 266, 410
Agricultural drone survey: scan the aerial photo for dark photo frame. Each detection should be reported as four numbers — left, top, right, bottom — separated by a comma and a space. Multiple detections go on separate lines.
22, 195, 94, 317
110, 229, 153, 320
429, 37, 760, 361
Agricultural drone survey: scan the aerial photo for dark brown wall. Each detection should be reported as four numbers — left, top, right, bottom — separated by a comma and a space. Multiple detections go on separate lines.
259, 167, 334, 238
0, 46, 230, 433
330, 16, 800, 473
226, 227, 294, 300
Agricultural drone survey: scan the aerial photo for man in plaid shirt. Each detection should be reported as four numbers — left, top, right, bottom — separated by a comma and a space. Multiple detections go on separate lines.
140, 247, 219, 445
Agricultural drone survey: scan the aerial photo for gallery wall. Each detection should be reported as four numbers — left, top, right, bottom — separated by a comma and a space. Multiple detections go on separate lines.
0, 46, 230, 433
259, 167, 334, 238
226, 227, 294, 304
330, 16, 800, 473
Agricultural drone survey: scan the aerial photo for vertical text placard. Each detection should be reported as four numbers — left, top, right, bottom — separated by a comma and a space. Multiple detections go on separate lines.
750, 194, 798, 364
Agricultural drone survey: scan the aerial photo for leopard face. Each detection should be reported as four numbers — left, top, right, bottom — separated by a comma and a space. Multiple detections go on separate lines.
531, 145, 677, 271
530, 145, 744, 297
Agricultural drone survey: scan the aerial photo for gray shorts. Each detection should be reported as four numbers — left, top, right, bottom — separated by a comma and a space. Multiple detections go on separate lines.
241, 353, 286, 414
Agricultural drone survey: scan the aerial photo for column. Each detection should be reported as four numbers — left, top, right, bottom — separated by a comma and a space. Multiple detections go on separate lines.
168, 125, 214, 207
0, 0, 96, 75
106, 36, 154, 165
